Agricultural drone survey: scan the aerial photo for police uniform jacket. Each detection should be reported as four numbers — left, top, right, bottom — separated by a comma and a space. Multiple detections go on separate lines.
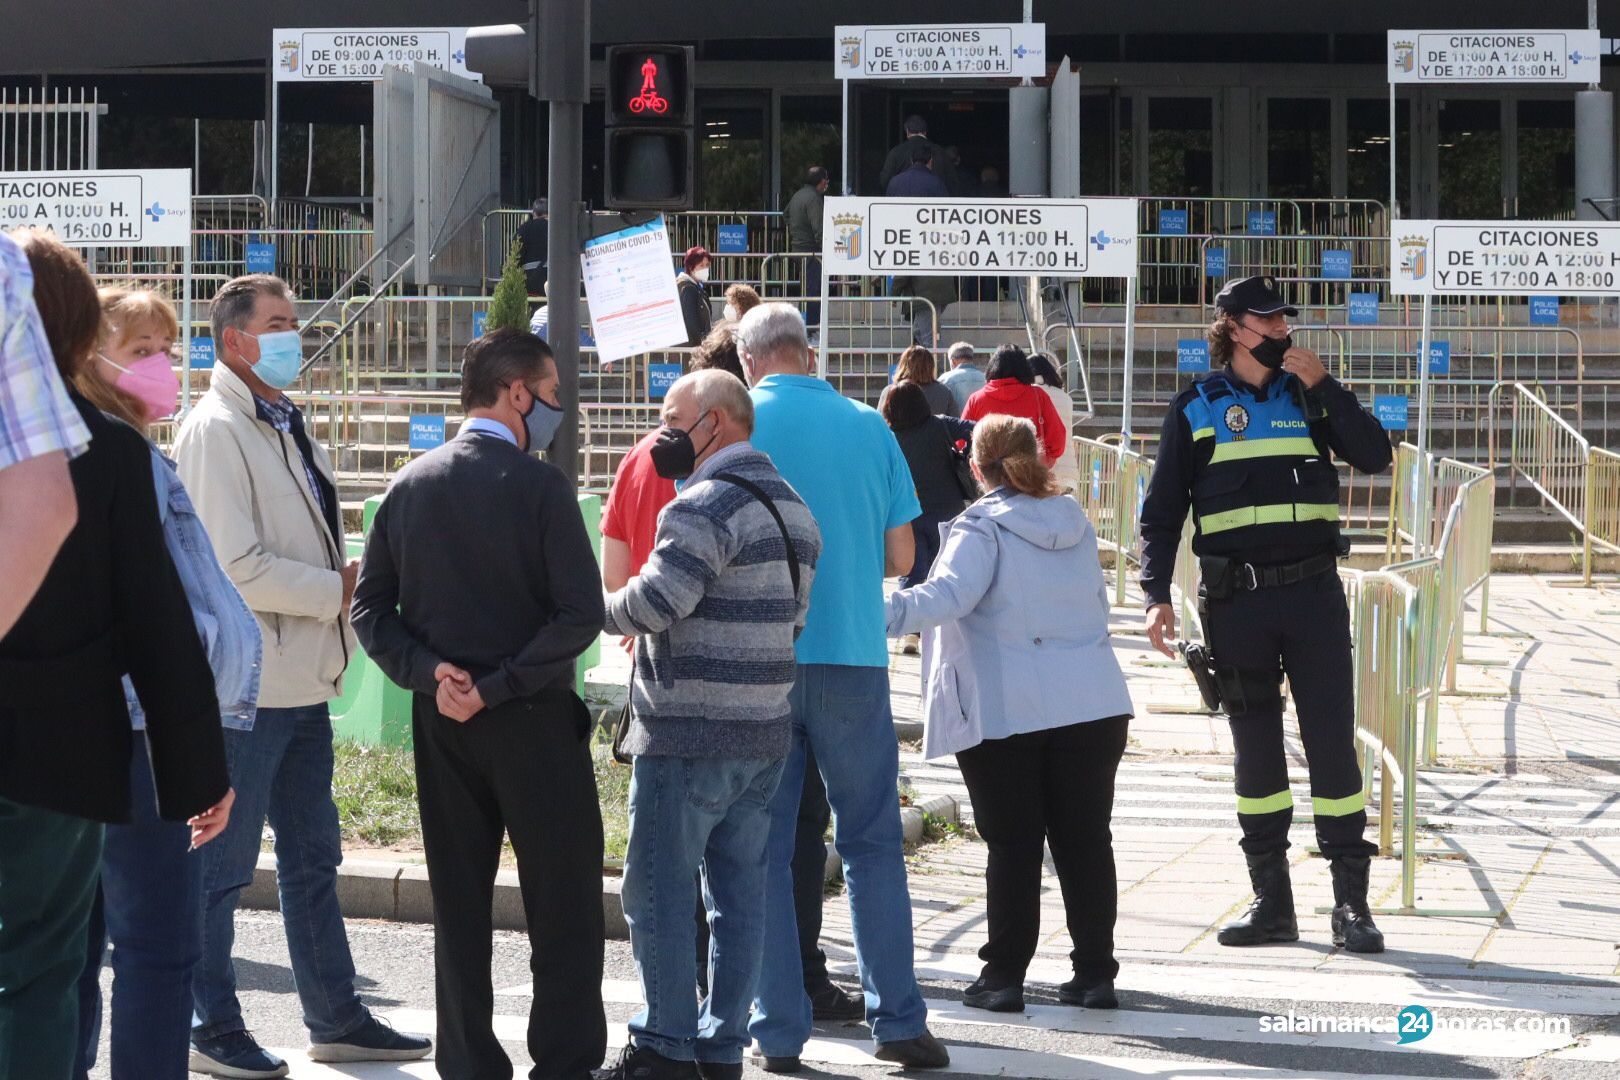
1138, 368, 1392, 607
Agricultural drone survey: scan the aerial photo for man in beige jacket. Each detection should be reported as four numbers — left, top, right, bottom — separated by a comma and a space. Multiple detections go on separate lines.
174, 274, 430, 1077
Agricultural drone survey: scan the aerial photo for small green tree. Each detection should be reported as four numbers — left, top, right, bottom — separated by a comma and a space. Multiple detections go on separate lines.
485, 238, 531, 333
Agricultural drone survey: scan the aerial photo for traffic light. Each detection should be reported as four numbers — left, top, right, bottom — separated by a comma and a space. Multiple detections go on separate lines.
605, 45, 694, 210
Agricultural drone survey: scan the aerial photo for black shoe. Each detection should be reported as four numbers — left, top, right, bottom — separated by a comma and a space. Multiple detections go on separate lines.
1217, 850, 1300, 946
962, 976, 1024, 1013
749, 1045, 801, 1074
807, 978, 865, 1021
1058, 978, 1118, 1009
696, 1063, 742, 1080
594, 1044, 700, 1080
1329, 854, 1386, 953
873, 1030, 950, 1069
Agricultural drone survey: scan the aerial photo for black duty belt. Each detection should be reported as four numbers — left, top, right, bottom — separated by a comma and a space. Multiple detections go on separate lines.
1232, 553, 1338, 591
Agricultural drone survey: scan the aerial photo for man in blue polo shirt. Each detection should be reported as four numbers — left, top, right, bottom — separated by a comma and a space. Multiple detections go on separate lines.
736, 303, 949, 1073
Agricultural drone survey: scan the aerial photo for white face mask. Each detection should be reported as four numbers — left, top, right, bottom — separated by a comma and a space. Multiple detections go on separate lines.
723, 304, 740, 322
692, 266, 710, 283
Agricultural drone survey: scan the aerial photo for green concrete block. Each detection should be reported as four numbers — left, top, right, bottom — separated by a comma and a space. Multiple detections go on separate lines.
330, 493, 607, 748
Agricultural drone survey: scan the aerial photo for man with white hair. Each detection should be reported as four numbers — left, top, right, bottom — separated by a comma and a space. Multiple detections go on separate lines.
600, 369, 821, 1080
937, 340, 985, 413
735, 304, 949, 1073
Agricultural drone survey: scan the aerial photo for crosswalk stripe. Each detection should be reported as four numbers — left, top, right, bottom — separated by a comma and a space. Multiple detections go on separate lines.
1551, 1033, 1620, 1061
919, 998, 1573, 1060
367, 1011, 1452, 1079
847, 954, 1620, 1017
484, 982, 1578, 1060
505, 964, 1620, 1019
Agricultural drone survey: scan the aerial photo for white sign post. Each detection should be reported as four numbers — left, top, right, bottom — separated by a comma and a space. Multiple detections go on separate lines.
1384, 29, 1601, 217
0, 168, 198, 407
1391, 217, 1620, 454
580, 215, 690, 367
831, 23, 1046, 195
818, 195, 1143, 426
269, 28, 474, 206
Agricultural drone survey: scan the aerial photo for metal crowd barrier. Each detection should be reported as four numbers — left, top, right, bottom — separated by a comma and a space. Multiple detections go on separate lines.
1490, 381, 1620, 583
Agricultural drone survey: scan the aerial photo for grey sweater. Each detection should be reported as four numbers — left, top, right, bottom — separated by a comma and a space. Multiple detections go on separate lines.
603, 445, 820, 760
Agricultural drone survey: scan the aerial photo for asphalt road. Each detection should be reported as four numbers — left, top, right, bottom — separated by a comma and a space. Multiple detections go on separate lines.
78, 906, 1620, 1079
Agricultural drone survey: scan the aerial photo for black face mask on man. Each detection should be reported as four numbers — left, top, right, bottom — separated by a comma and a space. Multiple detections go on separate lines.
650, 411, 719, 481
1239, 322, 1293, 370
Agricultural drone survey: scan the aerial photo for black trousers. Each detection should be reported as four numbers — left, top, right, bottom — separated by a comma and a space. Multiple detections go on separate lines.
695, 746, 831, 990
413, 690, 606, 1080
1204, 570, 1378, 861
954, 715, 1129, 988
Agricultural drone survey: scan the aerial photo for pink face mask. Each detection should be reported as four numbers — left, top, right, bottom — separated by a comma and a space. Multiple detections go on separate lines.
103, 353, 180, 422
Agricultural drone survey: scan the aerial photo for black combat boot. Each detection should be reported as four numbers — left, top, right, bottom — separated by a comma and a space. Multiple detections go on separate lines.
1217, 850, 1300, 946
1329, 855, 1386, 953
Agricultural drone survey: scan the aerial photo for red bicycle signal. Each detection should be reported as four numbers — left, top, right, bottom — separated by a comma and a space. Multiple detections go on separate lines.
628, 56, 669, 114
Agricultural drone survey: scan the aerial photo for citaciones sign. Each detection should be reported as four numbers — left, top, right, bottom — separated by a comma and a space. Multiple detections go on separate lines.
1387, 29, 1600, 83
1391, 220, 1620, 296
0, 169, 191, 247
273, 27, 474, 82
835, 24, 1046, 80
822, 197, 1138, 278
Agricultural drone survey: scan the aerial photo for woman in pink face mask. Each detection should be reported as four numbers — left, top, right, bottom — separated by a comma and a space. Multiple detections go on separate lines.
80, 286, 182, 426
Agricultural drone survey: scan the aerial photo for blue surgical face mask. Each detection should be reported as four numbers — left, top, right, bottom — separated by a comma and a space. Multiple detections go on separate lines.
245, 329, 304, 389
522, 393, 565, 453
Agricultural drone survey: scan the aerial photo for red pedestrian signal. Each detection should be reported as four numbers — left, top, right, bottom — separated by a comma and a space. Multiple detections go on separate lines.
605, 45, 694, 209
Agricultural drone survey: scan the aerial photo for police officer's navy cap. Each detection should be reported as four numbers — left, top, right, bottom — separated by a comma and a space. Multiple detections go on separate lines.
1215, 276, 1298, 317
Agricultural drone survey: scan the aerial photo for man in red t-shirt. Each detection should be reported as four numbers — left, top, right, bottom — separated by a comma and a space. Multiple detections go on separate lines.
601, 430, 678, 590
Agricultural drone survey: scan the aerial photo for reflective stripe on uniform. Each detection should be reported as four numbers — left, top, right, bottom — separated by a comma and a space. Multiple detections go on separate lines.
1198, 501, 1339, 535
1312, 791, 1366, 817
1236, 790, 1294, 815
1192, 425, 1215, 441
1208, 436, 1320, 464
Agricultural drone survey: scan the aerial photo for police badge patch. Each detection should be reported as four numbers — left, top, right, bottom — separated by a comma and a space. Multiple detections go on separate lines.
1224, 404, 1250, 434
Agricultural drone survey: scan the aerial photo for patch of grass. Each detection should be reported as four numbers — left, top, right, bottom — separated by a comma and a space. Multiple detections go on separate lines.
328, 735, 632, 863
332, 741, 420, 847
592, 729, 631, 864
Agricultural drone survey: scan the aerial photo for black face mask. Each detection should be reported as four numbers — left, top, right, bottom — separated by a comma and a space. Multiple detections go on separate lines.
1246, 331, 1293, 370
650, 412, 718, 481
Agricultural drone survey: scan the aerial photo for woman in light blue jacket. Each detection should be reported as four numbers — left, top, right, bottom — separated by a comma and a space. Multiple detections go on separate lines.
71, 287, 260, 1080
886, 414, 1133, 1017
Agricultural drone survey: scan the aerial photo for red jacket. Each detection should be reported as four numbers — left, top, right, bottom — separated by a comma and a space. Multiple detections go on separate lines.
961, 378, 1068, 466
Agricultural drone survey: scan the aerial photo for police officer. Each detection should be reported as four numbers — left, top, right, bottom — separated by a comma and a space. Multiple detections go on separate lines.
1138, 276, 1393, 954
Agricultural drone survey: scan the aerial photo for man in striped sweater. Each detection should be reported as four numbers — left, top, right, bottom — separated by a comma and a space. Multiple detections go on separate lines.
600, 370, 821, 1080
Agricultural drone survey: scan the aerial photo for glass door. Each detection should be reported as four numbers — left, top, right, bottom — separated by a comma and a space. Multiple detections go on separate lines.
1145, 96, 1216, 197
1514, 99, 1575, 219
696, 95, 768, 211
1436, 97, 1505, 218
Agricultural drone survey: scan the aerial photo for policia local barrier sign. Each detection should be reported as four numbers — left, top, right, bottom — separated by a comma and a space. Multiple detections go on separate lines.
1390, 221, 1620, 295
821, 197, 1137, 277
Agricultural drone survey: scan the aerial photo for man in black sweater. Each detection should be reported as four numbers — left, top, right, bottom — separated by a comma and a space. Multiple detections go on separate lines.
352, 329, 606, 1080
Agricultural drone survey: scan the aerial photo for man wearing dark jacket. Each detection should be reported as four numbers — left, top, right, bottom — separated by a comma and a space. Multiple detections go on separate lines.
352, 329, 607, 1080
785, 167, 829, 330
877, 115, 955, 194
886, 147, 954, 347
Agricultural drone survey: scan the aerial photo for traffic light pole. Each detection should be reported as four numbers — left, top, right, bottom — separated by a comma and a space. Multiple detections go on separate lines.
538, 0, 589, 483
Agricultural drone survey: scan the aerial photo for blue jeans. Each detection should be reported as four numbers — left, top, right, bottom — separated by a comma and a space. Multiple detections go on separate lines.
193, 703, 366, 1043
749, 665, 928, 1055
74, 733, 201, 1079
624, 754, 784, 1065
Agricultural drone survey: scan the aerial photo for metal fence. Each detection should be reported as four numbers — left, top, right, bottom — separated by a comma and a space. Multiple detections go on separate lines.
1490, 381, 1620, 582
